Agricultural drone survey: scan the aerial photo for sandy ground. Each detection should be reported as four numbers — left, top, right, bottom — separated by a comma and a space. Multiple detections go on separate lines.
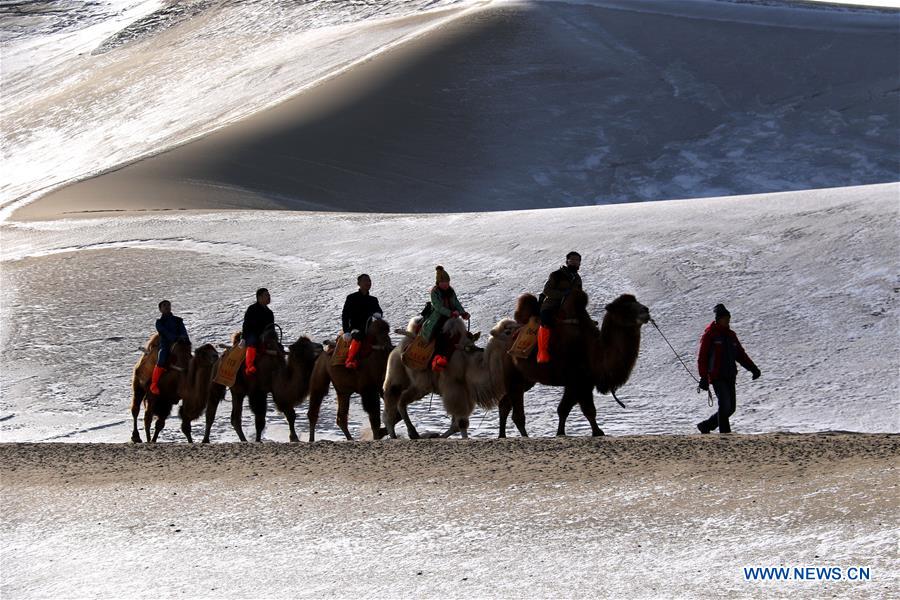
12, 0, 898, 219
1, 434, 897, 598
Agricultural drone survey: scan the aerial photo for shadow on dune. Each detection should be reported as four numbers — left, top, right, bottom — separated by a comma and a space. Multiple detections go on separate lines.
22, 1, 900, 216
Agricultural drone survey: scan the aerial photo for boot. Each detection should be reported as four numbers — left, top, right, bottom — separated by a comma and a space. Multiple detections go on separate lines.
150, 365, 166, 395
345, 339, 362, 369
245, 345, 258, 377
536, 326, 552, 364
431, 355, 448, 372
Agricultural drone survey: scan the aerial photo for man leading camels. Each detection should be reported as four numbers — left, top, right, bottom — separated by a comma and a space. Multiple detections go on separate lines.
341, 274, 384, 370
242, 288, 274, 378
537, 251, 583, 363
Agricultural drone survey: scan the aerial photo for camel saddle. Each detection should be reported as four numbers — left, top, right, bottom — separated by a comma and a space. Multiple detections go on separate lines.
508, 317, 539, 359
213, 344, 246, 387
136, 356, 155, 386
401, 334, 436, 371
330, 334, 350, 367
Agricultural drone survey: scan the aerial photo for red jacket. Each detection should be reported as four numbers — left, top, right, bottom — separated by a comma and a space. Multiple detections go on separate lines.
698, 321, 757, 382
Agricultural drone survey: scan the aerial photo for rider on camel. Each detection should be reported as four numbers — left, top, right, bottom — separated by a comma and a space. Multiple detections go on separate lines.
537, 251, 582, 363
420, 266, 469, 372
150, 300, 190, 395
241, 288, 274, 378
341, 274, 384, 370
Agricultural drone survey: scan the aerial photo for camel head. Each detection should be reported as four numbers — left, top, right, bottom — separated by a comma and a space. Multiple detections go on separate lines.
444, 316, 480, 352
288, 336, 323, 365
400, 315, 424, 337
603, 294, 651, 327
366, 316, 393, 350
514, 293, 540, 325
170, 338, 193, 369
490, 318, 520, 342
193, 343, 219, 366
563, 288, 590, 315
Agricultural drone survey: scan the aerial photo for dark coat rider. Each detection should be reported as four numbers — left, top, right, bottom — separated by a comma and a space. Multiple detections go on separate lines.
341, 274, 383, 369
242, 288, 274, 378
150, 300, 190, 395
537, 251, 583, 363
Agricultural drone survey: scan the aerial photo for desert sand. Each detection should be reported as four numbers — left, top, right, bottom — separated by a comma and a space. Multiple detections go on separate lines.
12, 0, 898, 219
1, 435, 898, 598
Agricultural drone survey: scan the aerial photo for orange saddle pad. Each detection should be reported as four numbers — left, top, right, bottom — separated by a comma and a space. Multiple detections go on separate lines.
401, 334, 436, 371
213, 345, 246, 387
508, 317, 539, 359
330, 334, 350, 367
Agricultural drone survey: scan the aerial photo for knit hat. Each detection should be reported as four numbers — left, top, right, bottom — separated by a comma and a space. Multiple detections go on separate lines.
435, 265, 451, 284
714, 303, 730, 320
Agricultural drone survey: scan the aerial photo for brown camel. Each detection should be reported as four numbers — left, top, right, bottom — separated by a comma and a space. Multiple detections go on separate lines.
304, 317, 394, 442
130, 333, 160, 443
175, 343, 220, 442
270, 334, 331, 442
495, 291, 650, 437
204, 331, 322, 443
141, 339, 218, 443
382, 316, 512, 439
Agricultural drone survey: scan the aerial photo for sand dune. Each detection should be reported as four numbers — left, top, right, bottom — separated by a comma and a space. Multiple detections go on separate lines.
2, 435, 897, 598
14, 0, 899, 220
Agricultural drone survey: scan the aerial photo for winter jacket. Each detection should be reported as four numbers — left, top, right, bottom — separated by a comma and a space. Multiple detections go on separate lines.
341, 291, 383, 334
697, 321, 757, 382
155, 314, 189, 348
421, 286, 465, 341
540, 266, 583, 311
242, 302, 274, 345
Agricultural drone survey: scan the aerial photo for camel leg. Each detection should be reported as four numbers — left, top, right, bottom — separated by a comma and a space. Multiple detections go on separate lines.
361, 390, 387, 440
498, 396, 511, 438
382, 385, 402, 439
556, 387, 580, 437
577, 389, 605, 437
131, 385, 143, 443
307, 394, 322, 443
249, 391, 267, 443
283, 406, 299, 443
441, 419, 460, 438
398, 388, 422, 439
398, 402, 419, 440
180, 419, 194, 443
151, 415, 166, 443
230, 391, 248, 443
143, 400, 153, 443
511, 394, 528, 438
443, 417, 469, 439
336, 392, 352, 440
203, 387, 223, 443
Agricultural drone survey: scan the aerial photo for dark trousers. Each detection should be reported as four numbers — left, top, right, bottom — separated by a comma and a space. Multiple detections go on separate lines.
701, 378, 737, 433
157, 344, 171, 367
540, 307, 557, 327
433, 316, 451, 356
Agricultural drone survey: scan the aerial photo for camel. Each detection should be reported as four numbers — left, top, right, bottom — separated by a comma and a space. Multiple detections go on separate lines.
304, 317, 394, 442
175, 344, 220, 442
204, 330, 322, 443
382, 316, 513, 439
130, 333, 161, 442
139, 339, 219, 443
495, 291, 651, 437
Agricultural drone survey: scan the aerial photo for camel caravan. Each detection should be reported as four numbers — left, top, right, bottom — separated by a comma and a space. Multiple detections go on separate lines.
131, 256, 653, 443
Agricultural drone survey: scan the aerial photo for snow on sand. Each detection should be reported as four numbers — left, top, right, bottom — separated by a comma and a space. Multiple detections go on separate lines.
1, 435, 897, 598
